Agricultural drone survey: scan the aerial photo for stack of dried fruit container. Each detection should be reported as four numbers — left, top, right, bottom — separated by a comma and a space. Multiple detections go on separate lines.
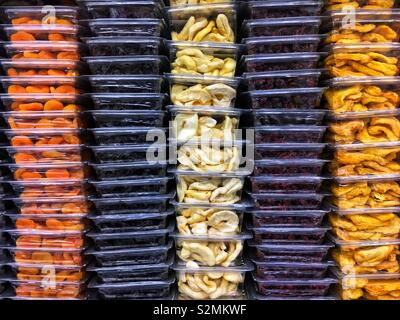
239, 1, 338, 300
76, 0, 175, 300
166, 1, 253, 300
322, 3, 400, 300
0, 6, 88, 300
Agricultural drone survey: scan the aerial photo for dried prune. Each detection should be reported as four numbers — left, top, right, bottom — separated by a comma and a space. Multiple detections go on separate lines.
245, 36, 321, 54
248, 176, 324, 193
250, 193, 325, 210
250, 226, 329, 244
90, 145, 166, 163
254, 126, 327, 144
247, 2, 322, 19
88, 76, 163, 94
250, 110, 325, 126
253, 262, 329, 280
83, 1, 162, 19
89, 93, 166, 111
250, 210, 327, 227
252, 160, 326, 176
90, 111, 165, 128
245, 18, 321, 37
91, 128, 166, 145
254, 143, 326, 160
244, 71, 321, 90
91, 162, 167, 181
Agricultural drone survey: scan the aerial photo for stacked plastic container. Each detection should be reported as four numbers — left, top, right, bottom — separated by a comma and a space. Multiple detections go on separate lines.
76, 0, 175, 300
322, 4, 400, 300
0, 6, 88, 300
239, 1, 337, 300
165, 1, 253, 300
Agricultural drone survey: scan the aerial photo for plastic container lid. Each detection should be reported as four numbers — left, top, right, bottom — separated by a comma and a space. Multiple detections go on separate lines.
171, 232, 252, 241
172, 261, 254, 273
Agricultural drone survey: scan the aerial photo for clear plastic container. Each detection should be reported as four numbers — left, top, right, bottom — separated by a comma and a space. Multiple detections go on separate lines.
0, 76, 85, 95
167, 4, 237, 43
88, 256, 173, 283
88, 110, 165, 128
323, 77, 400, 114
254, 143, 327, 160
2, 111, 82, 130
172, 232, 251, 267
242, 17, 321, 37
79, 0, 164, 19
87, 241, 173, 267
83, 36, 166, 57
174, 169, 249, 204
169, 106, 241, 143
89, 144, 166, 163
83, 18, 166, 37
174, 201, 246, 236
7, 145, 84, 164
169, 0, 233, 6
243, 69, 322, 90
248, 241, 333, 263
246, 1, 322, 19
240, 53, 321, 73
174, 262, 253, 300
86, 225, 172, 250
252, 159, 328, 176
9, 196, 91, 215
243, 35, 322, 54
248, 209, 328, 228
249, 109, 326, 126
88, 75, 163, 93
324, 0, 397, 10
90, 161, 168, 180
252, 260, 332, 280
89, 210, 173, 233
88, 276, 174, 300
3, 41, 84, 61
249, 192, 327, 210
252, 274, 337, 297
248, 224, 330, 244
0, 94, 84, 112
90, 177, 171, 197
87, 93, 167, 111
7, 162, 85, 181
324, 43, 400, 78
89, 193, 173, 215
3, 24, 83, 42
0, 59, 86, 77
241, 87, 325, 110
90, 127, 166, 145
83, 55, 169, 75
168, 41, 240, 77
248, 176, 325, 194
330, 236, 400, 275
254, 126, 327, 143
167, 74, 239, 108
330, 141, 400, 179
10, 279, 83, 299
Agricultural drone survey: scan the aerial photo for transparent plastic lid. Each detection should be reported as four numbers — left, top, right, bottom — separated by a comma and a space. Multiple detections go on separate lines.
244, 69, 323, 79
243, 35, 322, 45
86, 240, 173, 256
171, 232, 252, 241
168, 105, 242, 116
172, 168, 252, 177
172, 261, 254, 273
171, 200, 250, 210
88, 210, 174, 223
88, 275, 175, 289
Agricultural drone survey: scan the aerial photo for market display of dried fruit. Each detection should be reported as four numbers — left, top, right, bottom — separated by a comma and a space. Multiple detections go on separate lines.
325, 0, 396, 10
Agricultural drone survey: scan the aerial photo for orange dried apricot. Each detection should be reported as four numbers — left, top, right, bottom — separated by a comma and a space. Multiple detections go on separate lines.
53, 85, 77, 94
19, 102, 44, 111
26, 85, 50, 94
15, 153, 38, 163
11, 31, 36, 41
45, 169, 70, 179
48, 33, 65, 41
36, 118, 54, 129
16, 219, 36, 229
8, 85, 26, 94
47, 136, 64, 145
43, 100, 64, 111
16, 235, 41, 248
12, 136, 34, 146
57, 52, 79, 60
63, 104, 79, 111
12, 17, 31, 25
19, 70, 37, 76
31, 251, 54, 264
7, 68, 19, 76
23, 51, 40, 59
38, 50, 56, 59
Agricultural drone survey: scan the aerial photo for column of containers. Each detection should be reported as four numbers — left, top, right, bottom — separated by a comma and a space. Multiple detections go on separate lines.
0, 6, 88, 299
239, 1, 337, 299
166, 2, 253, 300
322, 4, 400, 300
76, 0, 175, 300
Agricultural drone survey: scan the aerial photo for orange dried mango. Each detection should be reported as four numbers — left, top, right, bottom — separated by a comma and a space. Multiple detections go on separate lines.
15, 153, 37, 163
16, 235, 41, 248
12, 136, 33, 146
19, 70, 36, 76
48, 33, 65, 41
8, 85, 26, 94
45, 169, 70, 179
44, 100, 64, 111
11, 31, 36, 41
23, 51, 40, 59
31, 251, 54, 264
7, 68, 19, 76
26, 85, 50, 94
19, 102, 44, 111
46, 218, 65, 231
16, 219, 36, 229
48, 136, 64, 145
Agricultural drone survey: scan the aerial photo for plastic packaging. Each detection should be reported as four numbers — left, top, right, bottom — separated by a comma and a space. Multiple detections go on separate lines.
90, 127, 166, 145
88, 110, 165, 128
248, 209, 329, 228
89, 193, 173, 215
10, 279, 83, 299
3, 24, 83, 42
88, 75, 163, 93
87, 241, 173, 267
246, 1, 322, 19
7, 246, 84, 265
172, 233, 251, 267
324, 0, 397, 10
83, 55, 169, 75
252, 159, 327, 177
240, 53, 321, 73
249, 109, 326, 126
254, 143, 327, 160
83, 36, 166, 56
79, 0, 164, 19
248, 242, 333, 263
7, 145, 84, 164
90, 161, 168, 180
173, 262, 253, 300
89, 144, 166, 163
87, 93, 167, 111
89, 210, 173, 233
241, 87, 325, 110
83, 18, 166, 37
249, 192, 327, 210
90, 177, 171, 197
254, 126, 327, 144
249, 175, 325, 194
243, 69, 322, 90
242, 17, 321, 37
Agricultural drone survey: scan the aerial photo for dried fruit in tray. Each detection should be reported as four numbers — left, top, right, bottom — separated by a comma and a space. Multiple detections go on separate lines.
8, 163, 85, 181
325, 0, 396, 10
5, 25, 81, 42
88, 93, 166, 111
3, 6, 79, 25
254, 143, 327, 160
12, 281, 83, 299
170, 0, 232, 5
252, 159, 327, 176
250, 192, 326, 210
248, 176, 325, 194
89, 111, 164, 128
88, 75, 163, 94
10, 247, 83, 266
91, 162, 167, 181
1, 94, 82, 112
3, 112, 82, 130
89, 144, 166, 163
9, 231, 85, 250
254, 126, 327, 144
7, 145, 83, 164
246, 0, 322, 19
6, 129, 81, 147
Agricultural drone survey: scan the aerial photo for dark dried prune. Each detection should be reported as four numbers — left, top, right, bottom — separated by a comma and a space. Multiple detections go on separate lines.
252, 160, 326, 176
248, 2, 322, 19
254, 279, 334, 297
87, 19, 165, 37
85, 2, 161, 19
254, 263, 329, 280
244, 55, 319, 73
245, 72, 321, 90
252, 110, 325, 126
91, 128, 166, 145
251, 193, 325, 210
254, 144, 326, 160
90, 111, 165, 128
251, 226, 329, 244
90, 145, 166, 163
91, 162, 167, 181
89, 76, 163, 94
93, 265, 171, 283
85, 38, 165, 56
245, 36, 321, 54
97, 285, 171, 300
250, 210, 327, 227
250, 25, 319, 37
249, 176, 324, 193
254, 127, 326, 144
90, 93, 166, 111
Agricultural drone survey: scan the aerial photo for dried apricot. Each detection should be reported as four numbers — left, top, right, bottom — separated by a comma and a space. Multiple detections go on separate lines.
48, 69, 66, 76
7, 68, 19, 76
16, 235, 41, 248
8, 85, 26, 94
15, 153, 37, 163
12, 17, 31, 25
31, 251, 54, 264
38, 50, 56, 59
16, 219, 36, 229
45, 169, 70, 179
48, 33, 65, 41
53, 85, 77, 94
46, 218, 65, 231
48, 136, 64, 145
19, 102, 44, 111
57, 52, 79, 60
11, 31, 36, 41
26, 85, 50, 94
23, 51, 40, 59
12, 136, 34, 146
43, 100, 64, 111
